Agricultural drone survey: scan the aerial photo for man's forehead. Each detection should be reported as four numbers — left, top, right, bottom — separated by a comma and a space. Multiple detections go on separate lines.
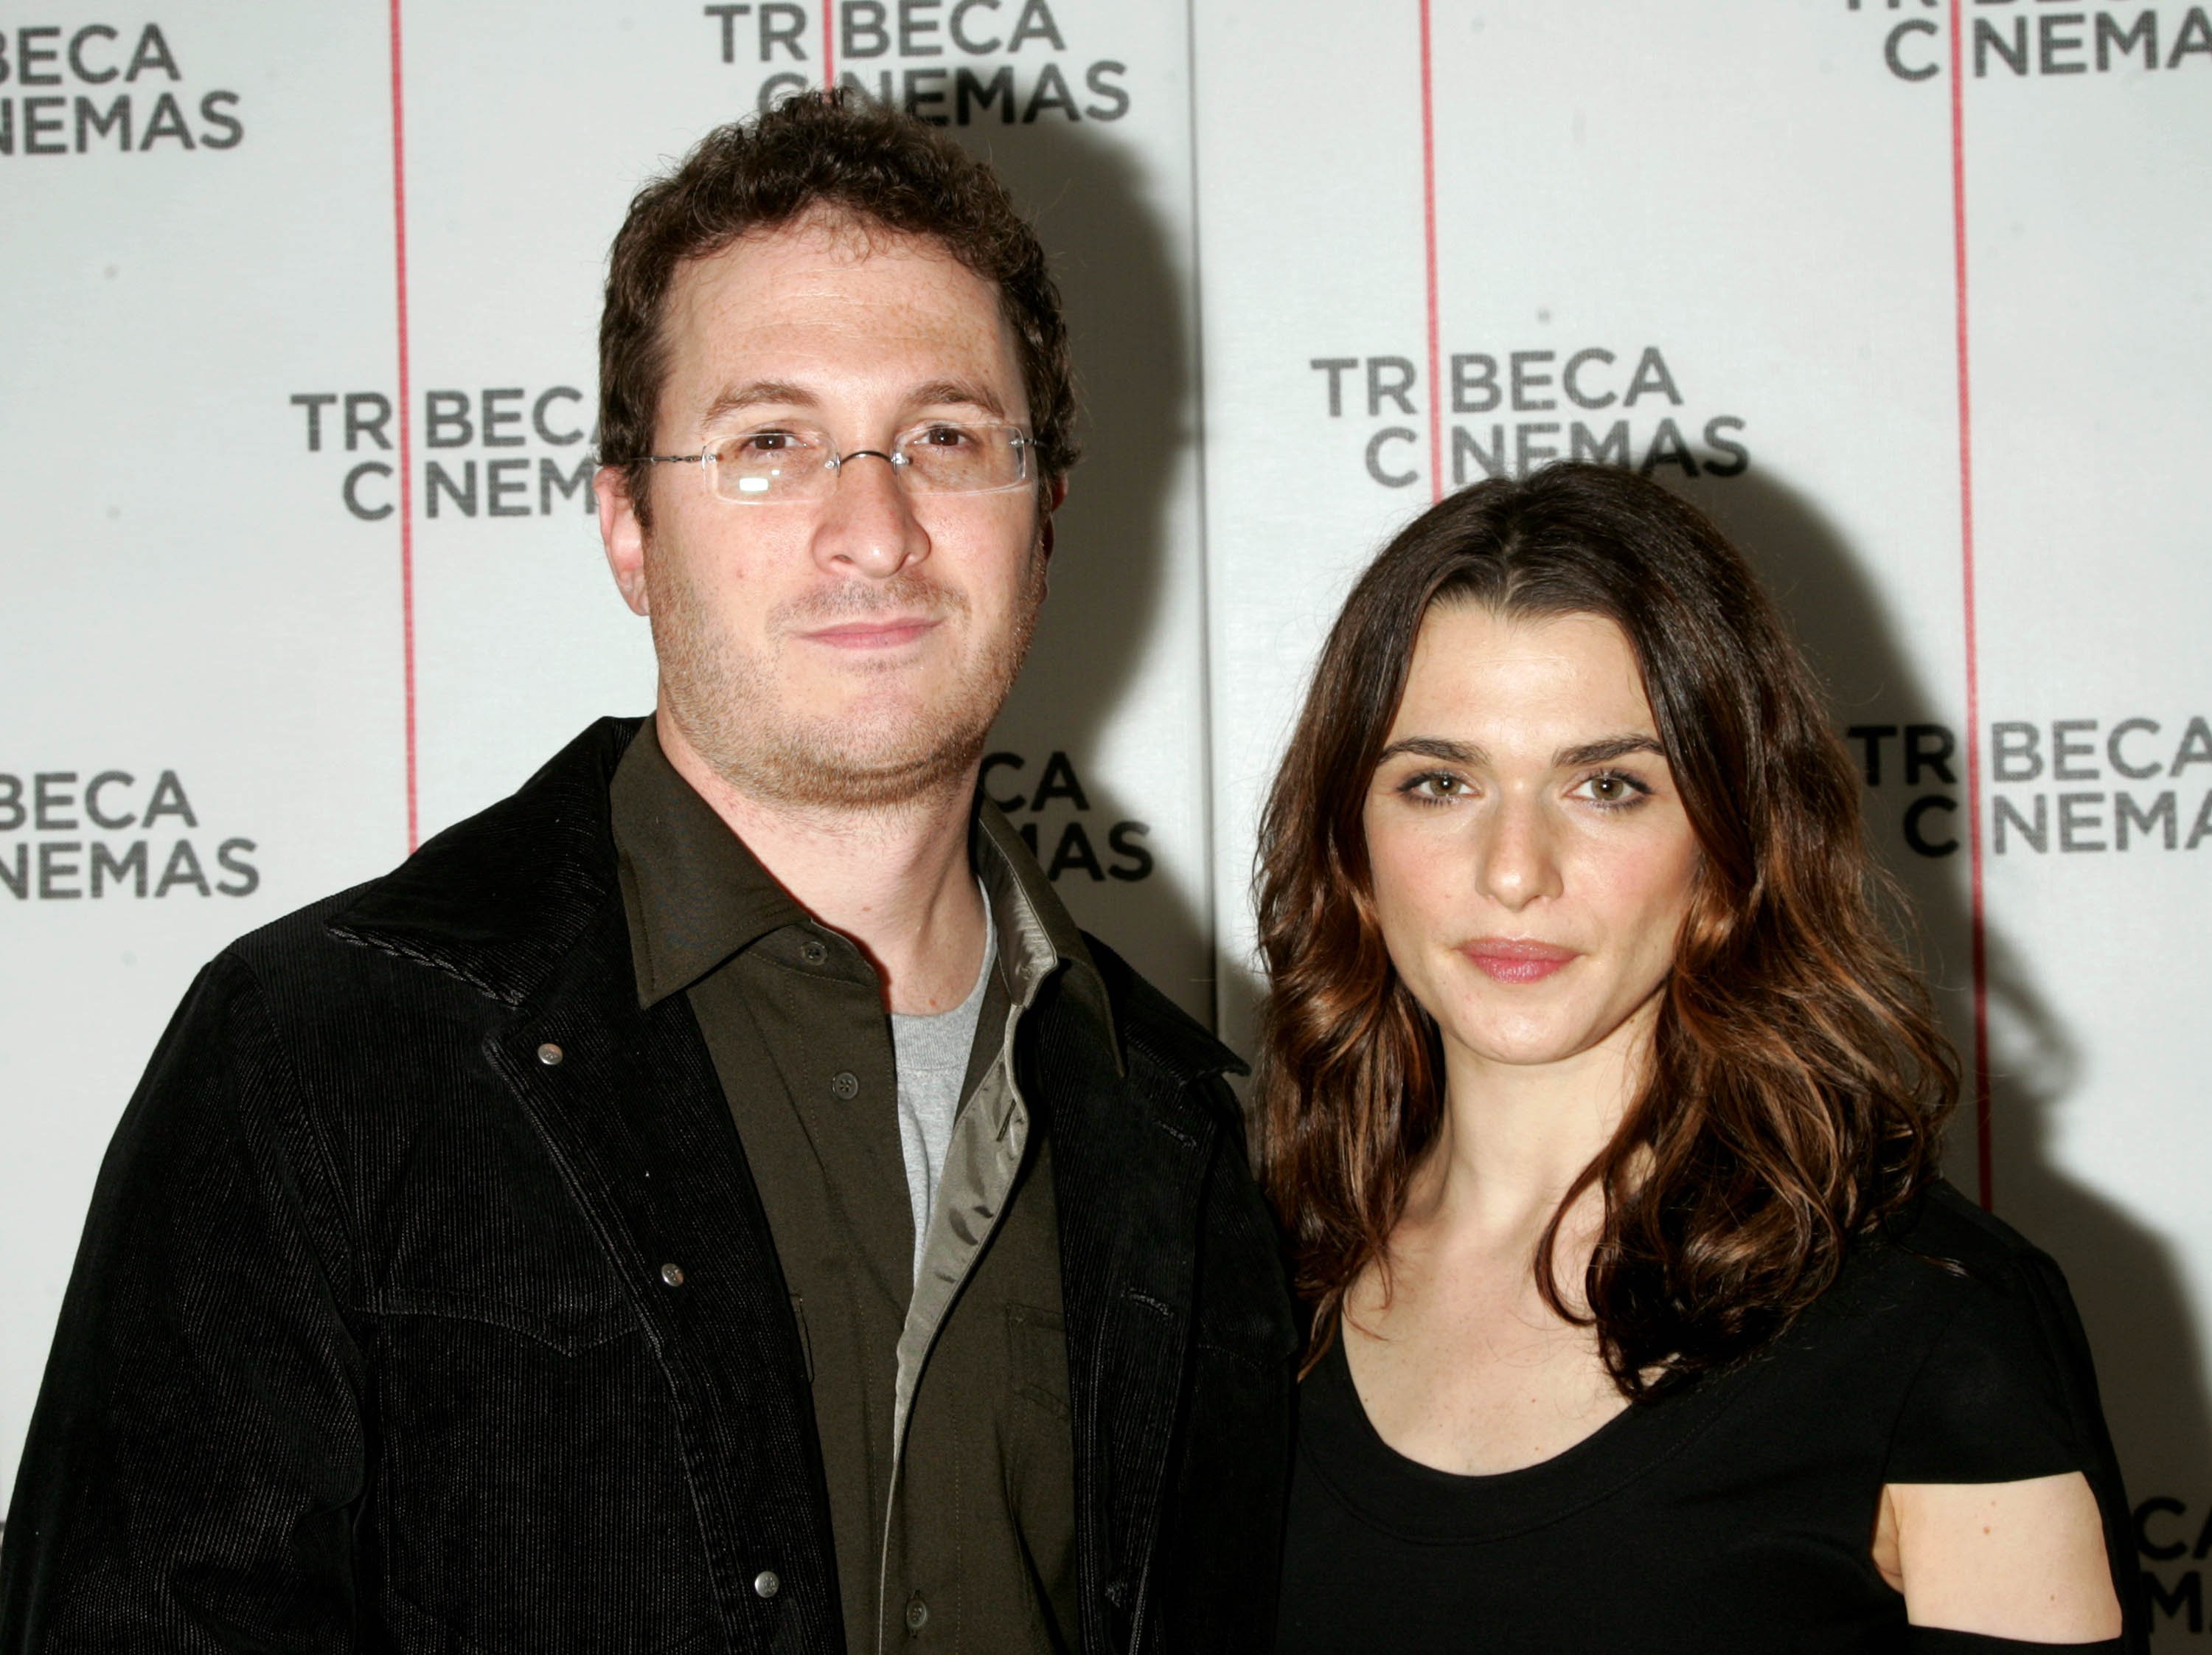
660, 221, 1024, 417
671, 216, 1002, 340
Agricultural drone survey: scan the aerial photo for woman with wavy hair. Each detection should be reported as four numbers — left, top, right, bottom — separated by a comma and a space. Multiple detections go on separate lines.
1259, 463, 2135, 1653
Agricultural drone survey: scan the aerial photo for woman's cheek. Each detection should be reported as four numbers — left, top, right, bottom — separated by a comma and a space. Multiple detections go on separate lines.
1589, 832, 1700, 967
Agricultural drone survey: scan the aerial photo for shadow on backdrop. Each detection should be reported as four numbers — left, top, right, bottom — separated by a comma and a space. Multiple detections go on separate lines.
1691, 465, 2209, 1521
951, 118, 1217, 1019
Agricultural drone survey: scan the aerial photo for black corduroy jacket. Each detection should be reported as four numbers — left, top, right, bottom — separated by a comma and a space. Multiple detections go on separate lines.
1, 718, 1297, 1655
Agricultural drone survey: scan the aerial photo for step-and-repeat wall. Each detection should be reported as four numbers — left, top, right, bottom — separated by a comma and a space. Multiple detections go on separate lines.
4, 0, 2207, 1631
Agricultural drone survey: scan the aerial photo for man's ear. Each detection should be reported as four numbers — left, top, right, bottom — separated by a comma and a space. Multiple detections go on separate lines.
596, 466, 651, 617
1040, 474, 1068, 561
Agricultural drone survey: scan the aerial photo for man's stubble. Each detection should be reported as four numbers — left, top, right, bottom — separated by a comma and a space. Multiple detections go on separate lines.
644, 532, 1047, 816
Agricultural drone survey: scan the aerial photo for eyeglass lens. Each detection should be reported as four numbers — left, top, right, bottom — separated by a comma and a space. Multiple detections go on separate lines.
706, 421, 1027, 501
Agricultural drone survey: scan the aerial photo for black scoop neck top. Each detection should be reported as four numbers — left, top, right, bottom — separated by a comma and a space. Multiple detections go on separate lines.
1276, 1183, 2140, 1654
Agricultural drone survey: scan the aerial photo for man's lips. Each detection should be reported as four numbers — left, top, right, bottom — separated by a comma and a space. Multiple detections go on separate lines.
801, 617, 941, 650
1458, 937, 1580, 984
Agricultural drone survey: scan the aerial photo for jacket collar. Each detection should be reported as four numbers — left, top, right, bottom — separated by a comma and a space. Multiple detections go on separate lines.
327, 718, 634, 1007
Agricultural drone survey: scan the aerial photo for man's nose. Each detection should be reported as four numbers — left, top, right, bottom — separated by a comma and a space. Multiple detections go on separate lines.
1475, 796, 1565, 912
810, 451, 931, 579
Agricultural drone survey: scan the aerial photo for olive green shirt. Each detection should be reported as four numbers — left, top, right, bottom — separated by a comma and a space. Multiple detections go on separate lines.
610, 722, 1086, 1655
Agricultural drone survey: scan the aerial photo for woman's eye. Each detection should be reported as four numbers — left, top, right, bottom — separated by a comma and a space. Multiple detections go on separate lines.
1575, 771, 1652, 808
1399, 771, 1466, 802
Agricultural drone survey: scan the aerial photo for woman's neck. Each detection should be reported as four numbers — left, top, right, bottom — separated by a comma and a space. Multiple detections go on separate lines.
1405, 1005, 1655, 1269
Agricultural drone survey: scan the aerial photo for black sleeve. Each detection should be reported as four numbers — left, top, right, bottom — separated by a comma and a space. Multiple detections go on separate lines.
1883, 1255, 2081, 1485
0, 955, 366, 1653
1883, 1237, 2146, 1654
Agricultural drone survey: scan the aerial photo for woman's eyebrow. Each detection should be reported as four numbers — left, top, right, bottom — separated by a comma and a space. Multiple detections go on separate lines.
1557, 734, 1666, 767
1376, 736, 1486, 766
1376, 734, 1666, 768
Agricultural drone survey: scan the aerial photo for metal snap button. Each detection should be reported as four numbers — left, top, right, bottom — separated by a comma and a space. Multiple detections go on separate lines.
905, 1595, 928, 1631
536, 1042, 563, 1066
830, 1070, 860, 1100
800, 939, 828, 966
753, 1569, 780, 1600
661, 1263, 685, 1288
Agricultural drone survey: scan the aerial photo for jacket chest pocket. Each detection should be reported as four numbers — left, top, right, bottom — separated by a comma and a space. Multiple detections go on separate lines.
358, 1139, 714, 1654
365, 1300, 717, 1654
372, 1283, 638, 1355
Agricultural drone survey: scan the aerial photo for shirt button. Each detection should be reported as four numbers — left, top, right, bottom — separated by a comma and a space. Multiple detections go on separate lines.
905, 1594, 929, 1631
753, 1569, 780, 1600
799, 938, 829, 966
830, 1070, 860, 1100
661, 1263, 685, 1288
536, 1042, 563, 1066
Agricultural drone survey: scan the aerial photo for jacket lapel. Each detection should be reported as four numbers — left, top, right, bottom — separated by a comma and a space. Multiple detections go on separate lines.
1041, 954, 1239, 1655
487, 903, 838, 1653
330, 720, 840, 1654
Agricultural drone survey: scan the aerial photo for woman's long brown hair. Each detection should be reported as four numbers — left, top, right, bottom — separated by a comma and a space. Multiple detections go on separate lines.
1255, 463, 1958, 1397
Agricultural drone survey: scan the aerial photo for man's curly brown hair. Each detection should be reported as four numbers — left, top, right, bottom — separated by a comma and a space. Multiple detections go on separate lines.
598, 91, 1077, 529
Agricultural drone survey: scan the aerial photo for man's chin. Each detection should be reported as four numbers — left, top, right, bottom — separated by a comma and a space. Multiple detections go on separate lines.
720, 709, 993, 813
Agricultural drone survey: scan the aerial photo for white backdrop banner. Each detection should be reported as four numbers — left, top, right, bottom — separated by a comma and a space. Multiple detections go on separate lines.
3, 1, 2208, 1635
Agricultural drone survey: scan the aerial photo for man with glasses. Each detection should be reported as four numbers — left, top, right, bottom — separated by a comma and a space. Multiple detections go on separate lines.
1, 94, 1293, 1655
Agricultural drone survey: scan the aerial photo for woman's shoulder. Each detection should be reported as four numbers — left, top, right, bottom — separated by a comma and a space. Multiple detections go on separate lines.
1806, 1177, 2059, 1314
1828, 1179, 2108, 1485
1883, 1178, 2064, 1277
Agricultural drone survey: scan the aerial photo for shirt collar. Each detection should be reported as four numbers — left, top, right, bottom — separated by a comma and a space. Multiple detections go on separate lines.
609, 718, 1117, 1061
611, 718, 812, 1007
971, 797, 1116, 1062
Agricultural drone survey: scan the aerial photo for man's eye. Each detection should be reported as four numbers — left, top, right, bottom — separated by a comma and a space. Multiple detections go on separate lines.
912, 423, 974, 448
716, 427, 828, 459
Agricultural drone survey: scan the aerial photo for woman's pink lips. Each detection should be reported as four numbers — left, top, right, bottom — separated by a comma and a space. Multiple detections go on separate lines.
803, 617, 939, 650
1459, 938, 1579, 984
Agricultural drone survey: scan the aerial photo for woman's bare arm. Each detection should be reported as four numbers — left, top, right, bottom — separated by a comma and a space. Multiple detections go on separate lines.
1874, 1472, 2122, 1642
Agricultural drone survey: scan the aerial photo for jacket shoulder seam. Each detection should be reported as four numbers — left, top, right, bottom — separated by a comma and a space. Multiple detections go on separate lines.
325, 919, 528, 1007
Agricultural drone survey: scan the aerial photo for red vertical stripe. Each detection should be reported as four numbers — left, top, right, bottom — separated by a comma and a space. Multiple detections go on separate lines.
1947, 0, 1992, 1210
823, 0, 836, 85
388, 0, 419, 854
1418, 0, 1443, 503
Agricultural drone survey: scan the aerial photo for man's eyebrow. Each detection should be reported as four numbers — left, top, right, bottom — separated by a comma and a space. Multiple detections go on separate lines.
1557, 734, 1666, 767
698, 381, 818, 427
907, 378, 1008, 419
1375, 736, 1486, 766
695, 378, 1010, 430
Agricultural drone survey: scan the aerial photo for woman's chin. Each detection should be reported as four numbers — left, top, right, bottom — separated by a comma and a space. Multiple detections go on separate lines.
1437, 1004, 1652, 1074
1441, 1024, 1596, 1072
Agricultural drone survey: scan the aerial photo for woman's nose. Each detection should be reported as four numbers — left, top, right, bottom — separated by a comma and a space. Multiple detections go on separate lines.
1475, 797, 1565, 911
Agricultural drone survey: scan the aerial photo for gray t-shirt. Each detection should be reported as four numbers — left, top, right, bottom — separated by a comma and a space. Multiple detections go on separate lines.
889, 903, 997, 1278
